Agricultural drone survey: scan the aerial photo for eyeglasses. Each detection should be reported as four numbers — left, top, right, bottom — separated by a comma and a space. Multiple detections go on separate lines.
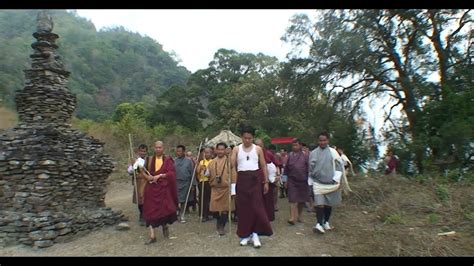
247, 155, 249, 161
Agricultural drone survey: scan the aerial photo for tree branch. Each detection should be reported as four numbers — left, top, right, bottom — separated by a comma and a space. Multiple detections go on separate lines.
446, 9, 473, 52
384, 99, 404, 123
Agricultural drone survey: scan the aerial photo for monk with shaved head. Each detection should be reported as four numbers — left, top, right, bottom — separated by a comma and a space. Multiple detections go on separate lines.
141, 141, 178, 244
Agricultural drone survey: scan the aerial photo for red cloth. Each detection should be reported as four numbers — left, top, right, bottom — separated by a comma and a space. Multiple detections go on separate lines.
264, 149, 281, 167
385, 156, 398, 175
143, 155, 178, 227
271, 137, 296, 144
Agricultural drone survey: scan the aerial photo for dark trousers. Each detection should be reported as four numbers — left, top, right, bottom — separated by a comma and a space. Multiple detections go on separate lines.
198, 181, 211, 218
138, 204, 143, 219
217, 212, 229, 227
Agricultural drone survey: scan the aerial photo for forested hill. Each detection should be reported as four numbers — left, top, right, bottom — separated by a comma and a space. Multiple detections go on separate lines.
0, 10, 190, 121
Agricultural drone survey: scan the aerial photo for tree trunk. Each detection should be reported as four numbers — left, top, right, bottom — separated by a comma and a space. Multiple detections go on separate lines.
428, 10, 449, 99
403, 106, 424, 174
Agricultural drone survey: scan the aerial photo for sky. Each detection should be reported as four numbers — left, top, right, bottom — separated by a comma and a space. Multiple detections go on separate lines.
73, 9, 399, 160
75, 9, 314, 73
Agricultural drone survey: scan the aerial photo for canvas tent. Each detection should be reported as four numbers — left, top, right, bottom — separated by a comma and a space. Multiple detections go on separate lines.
205, 130, 241, 147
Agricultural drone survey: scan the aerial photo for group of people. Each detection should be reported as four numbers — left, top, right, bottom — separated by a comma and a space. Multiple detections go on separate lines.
127, 125, 352, 247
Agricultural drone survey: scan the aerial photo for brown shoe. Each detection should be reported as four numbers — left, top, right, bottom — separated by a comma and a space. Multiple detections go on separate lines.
162, 225, 170, 238
287, 220, 295, 225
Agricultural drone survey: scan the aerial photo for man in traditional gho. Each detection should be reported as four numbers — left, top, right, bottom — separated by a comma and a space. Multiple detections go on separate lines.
208, 142, 236, 236
308, 132, 351, 234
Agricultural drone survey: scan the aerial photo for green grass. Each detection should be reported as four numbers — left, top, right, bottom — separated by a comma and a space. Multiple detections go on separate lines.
384, 212, 405, 224
435, 184, 450, 202
427, 213, 440, 224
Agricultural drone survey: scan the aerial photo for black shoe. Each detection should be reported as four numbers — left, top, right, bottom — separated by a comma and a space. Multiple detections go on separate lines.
201, 217, 209, 222
162, 225, 170, 238
218, 227, 226, 236
144, 237, 156, 245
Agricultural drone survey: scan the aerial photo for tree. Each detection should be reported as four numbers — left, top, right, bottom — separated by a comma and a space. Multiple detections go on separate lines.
112, 102, 147, 122
187, 49, 283, 132
283, 9, 473, 173
147, 85, 205, 131
0, 10, 190, 121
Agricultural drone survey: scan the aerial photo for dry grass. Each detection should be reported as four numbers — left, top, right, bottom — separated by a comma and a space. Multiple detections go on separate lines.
338, 175, 474, 256
70, 118, 205, 184
0, 106, 17, 129
1, 174, 471, 256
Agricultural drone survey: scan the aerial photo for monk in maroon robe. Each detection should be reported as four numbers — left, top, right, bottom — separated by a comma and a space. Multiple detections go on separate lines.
255, 139, 280, 222
141, 141, 178, 244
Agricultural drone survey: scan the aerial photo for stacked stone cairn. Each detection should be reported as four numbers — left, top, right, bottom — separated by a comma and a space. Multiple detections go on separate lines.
0, 11, 125, 248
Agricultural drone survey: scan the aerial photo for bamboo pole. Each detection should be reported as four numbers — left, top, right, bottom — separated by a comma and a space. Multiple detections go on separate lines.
181, 140, 203, 221
128, 134, 140, 210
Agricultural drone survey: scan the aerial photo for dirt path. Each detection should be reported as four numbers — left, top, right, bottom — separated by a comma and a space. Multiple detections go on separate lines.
0, 181, 351, 256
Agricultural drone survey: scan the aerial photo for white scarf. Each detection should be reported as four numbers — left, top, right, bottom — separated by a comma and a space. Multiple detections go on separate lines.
313, 147, 352, 195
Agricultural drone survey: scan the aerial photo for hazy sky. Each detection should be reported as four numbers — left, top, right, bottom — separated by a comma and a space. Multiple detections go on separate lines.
73, 9, 399, 158
75, 9, 313, 73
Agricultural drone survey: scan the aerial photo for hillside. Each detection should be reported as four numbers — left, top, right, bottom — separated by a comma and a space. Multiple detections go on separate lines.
0, 10, 190, 121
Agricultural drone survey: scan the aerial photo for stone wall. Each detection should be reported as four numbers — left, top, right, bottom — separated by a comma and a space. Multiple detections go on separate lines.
0, 11, 125, 248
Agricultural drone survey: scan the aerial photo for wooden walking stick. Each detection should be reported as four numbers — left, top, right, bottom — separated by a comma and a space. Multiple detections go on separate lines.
227, 154, 232, 234
200, 176, 205, 223
128, 134, 140, 210
181, 140, 203, 221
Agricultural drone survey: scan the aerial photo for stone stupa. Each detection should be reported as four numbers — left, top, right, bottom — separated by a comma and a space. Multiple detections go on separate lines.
0, 11, 125, 248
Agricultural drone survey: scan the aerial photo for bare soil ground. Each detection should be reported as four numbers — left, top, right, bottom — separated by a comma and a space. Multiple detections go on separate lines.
2, 175, 472, 256
0, 180, 351, 256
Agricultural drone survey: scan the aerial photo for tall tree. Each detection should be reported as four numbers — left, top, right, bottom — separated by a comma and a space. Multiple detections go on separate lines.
283, 9, 473, 172
187, 49, 282, 132
147, 85, 205, 131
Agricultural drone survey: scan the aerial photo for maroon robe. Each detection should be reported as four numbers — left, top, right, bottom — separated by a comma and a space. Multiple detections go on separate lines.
284, 151, 309, 203
385, 155, 398, 175
236, 170, 273, 238
143, 155, 178, 228
260, 149, 278, 222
